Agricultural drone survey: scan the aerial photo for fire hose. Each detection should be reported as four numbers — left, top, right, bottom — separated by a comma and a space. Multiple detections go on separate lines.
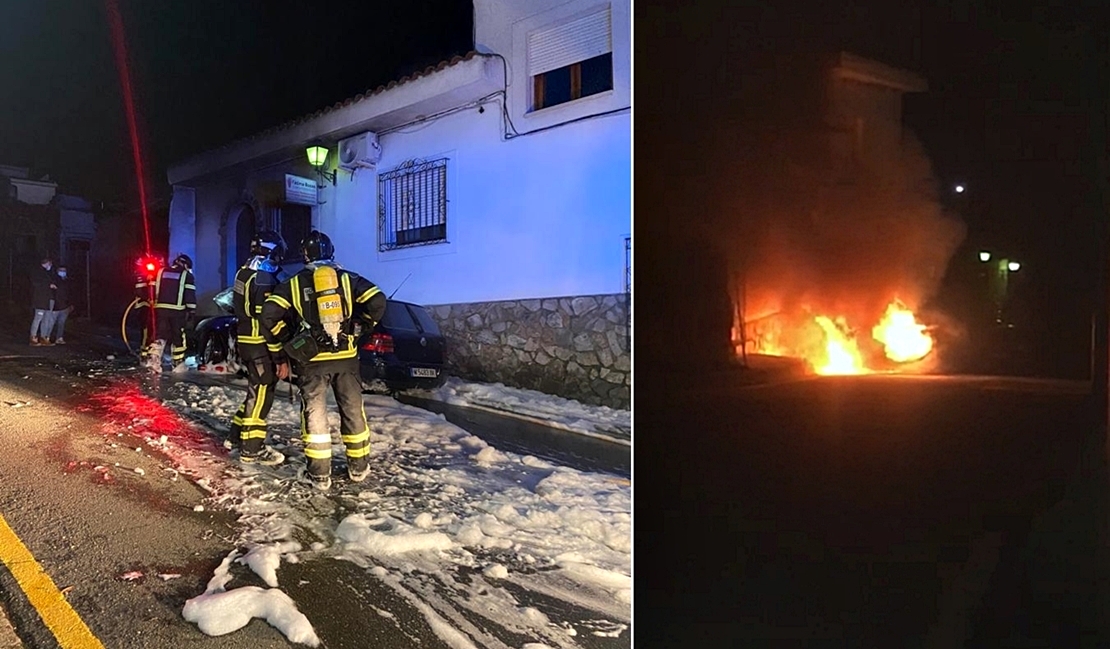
121, 292, 296, 403
120, 297, 142, 356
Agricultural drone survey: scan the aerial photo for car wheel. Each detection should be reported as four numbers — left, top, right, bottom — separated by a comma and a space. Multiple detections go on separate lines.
200, 331, 229, 365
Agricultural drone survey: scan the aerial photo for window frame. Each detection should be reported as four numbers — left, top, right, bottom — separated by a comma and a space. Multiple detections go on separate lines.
531, 52, 614, 112
376, 157, 450, 252
510, 0, 629, 131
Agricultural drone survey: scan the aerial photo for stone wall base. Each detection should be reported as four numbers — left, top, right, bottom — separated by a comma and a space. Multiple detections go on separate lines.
428, 293, 630, 410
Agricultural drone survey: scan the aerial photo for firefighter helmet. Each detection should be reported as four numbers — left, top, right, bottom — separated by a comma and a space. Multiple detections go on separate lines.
249, 230, 286, 262
301, 231, 335, 263
172, 253, 193, 270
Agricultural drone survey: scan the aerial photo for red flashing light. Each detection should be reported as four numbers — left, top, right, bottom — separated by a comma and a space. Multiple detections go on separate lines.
136, 255, 162, 279
361, 332, 394, 354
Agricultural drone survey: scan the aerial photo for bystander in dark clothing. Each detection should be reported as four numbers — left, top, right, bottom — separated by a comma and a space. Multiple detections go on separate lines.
29, 258, 57, 346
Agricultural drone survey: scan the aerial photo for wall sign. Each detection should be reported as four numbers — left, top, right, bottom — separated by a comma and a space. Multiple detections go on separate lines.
285, 174, 317, 206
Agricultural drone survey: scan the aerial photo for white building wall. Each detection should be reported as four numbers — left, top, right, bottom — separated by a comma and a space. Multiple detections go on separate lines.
320, 103, 629, 306
168, 185, 196, 268
11, 178, 57, 205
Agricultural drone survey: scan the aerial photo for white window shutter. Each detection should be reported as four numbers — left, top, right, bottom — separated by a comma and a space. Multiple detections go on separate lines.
528, 6, 612, 77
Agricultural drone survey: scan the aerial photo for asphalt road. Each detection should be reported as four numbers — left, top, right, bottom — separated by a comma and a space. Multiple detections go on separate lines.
639, 372, 1101, 647
0, 326, 631, 648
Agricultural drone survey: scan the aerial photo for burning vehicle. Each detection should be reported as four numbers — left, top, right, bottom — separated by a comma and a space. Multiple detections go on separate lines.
725, 53, 967, 376
742, 300, 936, 375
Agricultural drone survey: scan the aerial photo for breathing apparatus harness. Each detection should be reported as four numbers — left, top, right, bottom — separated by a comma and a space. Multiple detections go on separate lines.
283, 261, 353, 364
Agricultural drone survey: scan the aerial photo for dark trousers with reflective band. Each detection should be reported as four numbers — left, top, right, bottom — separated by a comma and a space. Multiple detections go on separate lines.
299, 372, 369, 478
232, 355, 277, 456
155, 309, 187, 365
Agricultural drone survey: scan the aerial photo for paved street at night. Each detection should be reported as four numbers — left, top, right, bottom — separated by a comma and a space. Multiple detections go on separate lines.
640, 372, 1100, 647
0, 325, 630, 648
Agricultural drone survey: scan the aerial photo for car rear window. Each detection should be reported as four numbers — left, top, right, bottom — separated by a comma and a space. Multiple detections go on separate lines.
381, 301, 418, 331
408, 305, 442, 335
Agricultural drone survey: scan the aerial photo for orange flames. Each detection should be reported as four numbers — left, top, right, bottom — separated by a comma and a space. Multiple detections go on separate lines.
746, 300, 935, 375
872, 301, 933, 364
813, 316, 865, 375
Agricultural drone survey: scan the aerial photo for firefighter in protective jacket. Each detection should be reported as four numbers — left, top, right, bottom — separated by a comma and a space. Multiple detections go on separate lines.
148, 253, 197, 372
260, 231, 386, 490
228, 231, 288, 465
133, 257, 159, 352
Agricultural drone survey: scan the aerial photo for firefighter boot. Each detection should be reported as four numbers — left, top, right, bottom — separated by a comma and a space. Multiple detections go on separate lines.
240, 446, 285, 467
348, 462, 370, 483
299, 468, 331, 491
144, 340, 166, 373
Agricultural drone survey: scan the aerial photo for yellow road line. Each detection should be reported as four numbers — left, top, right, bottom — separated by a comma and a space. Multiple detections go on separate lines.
0, 512, 104, 648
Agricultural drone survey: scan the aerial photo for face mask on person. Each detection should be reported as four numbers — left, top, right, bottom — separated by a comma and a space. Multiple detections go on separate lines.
57, 271, 67, 279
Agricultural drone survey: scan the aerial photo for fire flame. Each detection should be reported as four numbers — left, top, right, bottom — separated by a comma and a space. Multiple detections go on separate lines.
745, 300, 935, 375
872, 301, 933, 363
814, 316, 865, 375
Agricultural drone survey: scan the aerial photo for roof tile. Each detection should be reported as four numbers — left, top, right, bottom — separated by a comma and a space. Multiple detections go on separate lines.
192, 51, 482, 158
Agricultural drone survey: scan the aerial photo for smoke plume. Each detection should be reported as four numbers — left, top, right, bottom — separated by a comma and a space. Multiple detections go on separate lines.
717, 52, 966, 358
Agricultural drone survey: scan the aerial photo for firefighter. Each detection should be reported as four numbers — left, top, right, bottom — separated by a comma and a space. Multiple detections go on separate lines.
260, 231, 386, 490
227, 231, 287, 466
133, 257, 157, 353
147, 253, 197, 373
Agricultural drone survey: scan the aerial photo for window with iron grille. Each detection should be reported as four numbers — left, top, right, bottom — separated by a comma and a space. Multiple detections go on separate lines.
378, 158, 448, 251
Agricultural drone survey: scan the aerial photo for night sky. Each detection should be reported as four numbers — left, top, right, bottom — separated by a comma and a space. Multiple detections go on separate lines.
0, 0, 473, 205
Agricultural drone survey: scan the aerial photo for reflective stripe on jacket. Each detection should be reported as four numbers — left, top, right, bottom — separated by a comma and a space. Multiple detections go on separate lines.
153, 267, 197, 310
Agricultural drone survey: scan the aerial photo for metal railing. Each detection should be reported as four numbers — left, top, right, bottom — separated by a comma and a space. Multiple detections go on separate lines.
378, 158, 449, 251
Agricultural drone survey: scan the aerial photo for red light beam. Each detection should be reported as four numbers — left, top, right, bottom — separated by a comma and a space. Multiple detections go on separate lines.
105, 0, 152, 255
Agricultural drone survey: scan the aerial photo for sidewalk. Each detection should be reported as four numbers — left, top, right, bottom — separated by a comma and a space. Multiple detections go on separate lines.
0, 316, 129, 357
56, 318, 132, 355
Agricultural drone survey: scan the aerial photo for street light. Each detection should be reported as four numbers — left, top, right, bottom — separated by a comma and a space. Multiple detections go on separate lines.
979, 251, 991, 262
955, 184, 966, 193
306, 145, 336, 185
1008, 261, 1021, 272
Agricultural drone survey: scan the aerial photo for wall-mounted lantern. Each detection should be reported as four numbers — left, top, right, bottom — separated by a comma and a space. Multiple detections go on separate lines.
306, 145, 335, 185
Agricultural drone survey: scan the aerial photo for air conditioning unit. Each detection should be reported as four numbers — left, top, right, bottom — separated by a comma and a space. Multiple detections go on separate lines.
338, 132, 382, 170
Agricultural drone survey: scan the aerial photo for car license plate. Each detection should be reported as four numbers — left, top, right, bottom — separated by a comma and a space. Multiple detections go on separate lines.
410, 367, 438, 378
